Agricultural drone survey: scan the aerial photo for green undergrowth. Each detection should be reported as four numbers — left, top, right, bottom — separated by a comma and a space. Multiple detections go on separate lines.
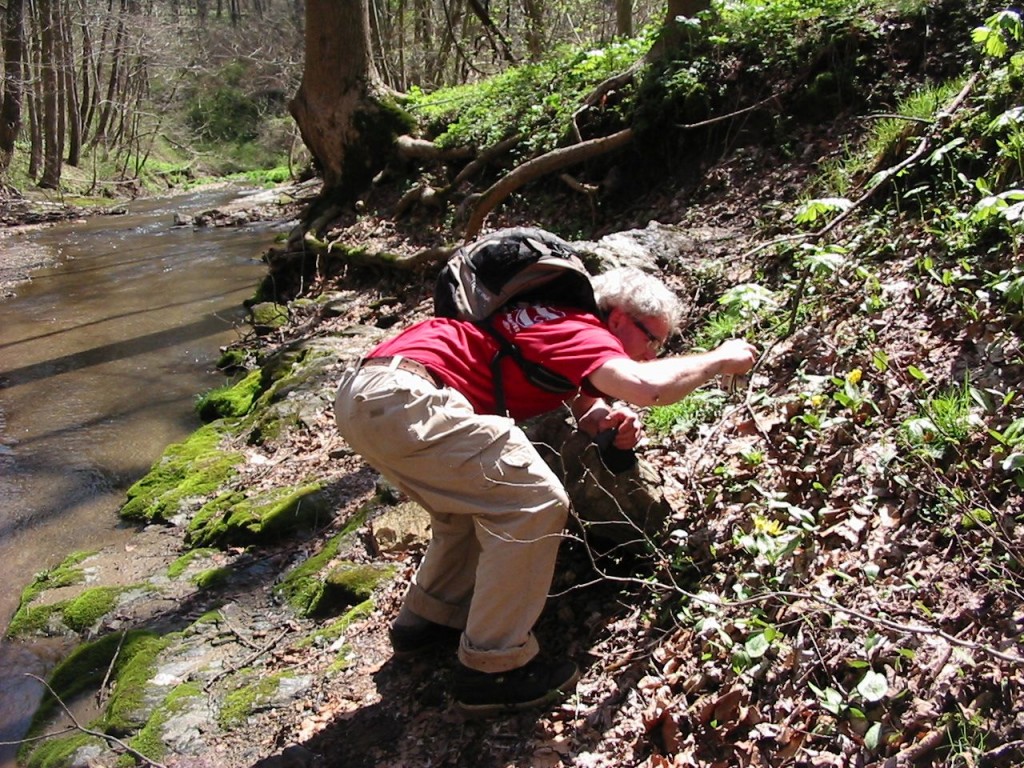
407, 34, 651, 154
626, 12, 1024, 765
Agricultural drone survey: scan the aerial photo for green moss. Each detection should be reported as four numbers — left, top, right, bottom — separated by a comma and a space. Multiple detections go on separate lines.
322, 598, 378, 672
299, 598, 375, 649
193, 567, 232, 589
186, 481, 328, 548
6, 603, 60, 637
276, 532, 345, 616
218, 672, 294, 729
166, 548, 219, 580
5, 552, 99, 637
196, 368, 266, 421
275, 511, 368, 616
101, 633, 175, 734
23, 732, 102, 768
32, 631, 161, 728
325, 562, 394, 602
284, 557, 391, 619
12, 551, 93, 610
61, 586, 125, 633
249, 301, 289, 330
119, 680, 203, 767
120, 423, 244, 522
216, 347, 250, 371
188, 609, 224, 629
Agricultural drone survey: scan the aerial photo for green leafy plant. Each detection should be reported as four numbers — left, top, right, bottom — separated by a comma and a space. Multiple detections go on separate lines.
900, 380, 984, 458
973, 10, 1024, 59
794, 197, 852, 227
647, 388, 728, 437
830, 368, 879, 420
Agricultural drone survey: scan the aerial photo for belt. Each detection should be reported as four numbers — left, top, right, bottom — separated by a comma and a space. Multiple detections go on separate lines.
360, 356, 445, 388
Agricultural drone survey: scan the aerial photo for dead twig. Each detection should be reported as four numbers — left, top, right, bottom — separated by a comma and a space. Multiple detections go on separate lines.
204, 624, 294, 691
97, 629, 128, 707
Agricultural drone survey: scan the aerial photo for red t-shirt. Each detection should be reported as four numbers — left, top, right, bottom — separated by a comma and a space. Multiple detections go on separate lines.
367, 305, 628, 420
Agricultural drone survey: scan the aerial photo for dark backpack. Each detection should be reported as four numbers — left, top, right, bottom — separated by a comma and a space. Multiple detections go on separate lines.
433, 228, 598, 415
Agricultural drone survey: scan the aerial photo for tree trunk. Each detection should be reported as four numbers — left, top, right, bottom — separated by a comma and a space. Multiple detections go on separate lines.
93, 1, 126, 148
649, 0, 711, 59
59, 4, 81, 166
77, 0, 94, 141
289, 0, 407, 204
37, 0, 63, 188
616, 0, 632, 38
26, 0, 42, 179
0, 0, 26, 173
522, 0, 543, 61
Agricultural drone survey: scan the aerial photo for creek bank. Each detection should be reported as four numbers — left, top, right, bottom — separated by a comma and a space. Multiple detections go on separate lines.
6, 218, 703, 768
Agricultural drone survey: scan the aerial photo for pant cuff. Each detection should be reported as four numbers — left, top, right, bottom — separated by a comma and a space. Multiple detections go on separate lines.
404, 583, 469, 629
458, 632, 539, 673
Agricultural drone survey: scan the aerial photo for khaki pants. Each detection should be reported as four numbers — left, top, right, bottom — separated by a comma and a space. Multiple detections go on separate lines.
334, 359, 570, 673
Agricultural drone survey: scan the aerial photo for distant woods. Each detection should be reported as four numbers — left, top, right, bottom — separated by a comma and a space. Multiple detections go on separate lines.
0, 0, 670, 192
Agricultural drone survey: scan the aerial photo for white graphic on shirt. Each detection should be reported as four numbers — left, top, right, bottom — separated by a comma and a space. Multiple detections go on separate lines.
499, 305, 567, 334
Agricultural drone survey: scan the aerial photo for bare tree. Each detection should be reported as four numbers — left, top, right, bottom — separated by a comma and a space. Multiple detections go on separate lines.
289, 0, 407, 205
522, 0, 543, 61
0, 0, 26, 174
37, 0, 63, 187
616, 0, 633, 38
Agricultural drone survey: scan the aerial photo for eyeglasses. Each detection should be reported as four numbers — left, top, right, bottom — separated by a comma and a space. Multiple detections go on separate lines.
629, 316, 665, 353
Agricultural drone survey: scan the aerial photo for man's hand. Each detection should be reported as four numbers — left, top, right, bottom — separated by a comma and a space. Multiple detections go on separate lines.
577, 403, 643, 449
714, 338, 758, 375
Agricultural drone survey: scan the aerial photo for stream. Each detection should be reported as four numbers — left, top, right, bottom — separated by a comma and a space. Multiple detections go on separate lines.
0, 187, 286, 766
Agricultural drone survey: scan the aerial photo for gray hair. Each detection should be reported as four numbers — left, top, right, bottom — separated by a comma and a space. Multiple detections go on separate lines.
591, 267, 683, 329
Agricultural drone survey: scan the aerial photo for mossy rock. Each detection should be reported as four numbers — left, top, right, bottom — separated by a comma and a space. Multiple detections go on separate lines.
249, 301, 289, 332
100, 633, 175, 734
7, 585, 129, 638
218, 672, 306, 729
61, 586, 127, 633
27, 631, 163, 731
298, 599, 375, 648
166, 548, 220, 580
120, 423, 244, 523
186, 482, 329, 548
5, 551, 95, 637
216, 346, 251, 372
275, 514, 369, 617
195, 368, 266, 421
321, 562, 395, 612
22, 731, 103, 768
124, 681, 205, 765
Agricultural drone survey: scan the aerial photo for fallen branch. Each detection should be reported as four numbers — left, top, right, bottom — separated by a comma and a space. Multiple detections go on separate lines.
464, 128, 635, 239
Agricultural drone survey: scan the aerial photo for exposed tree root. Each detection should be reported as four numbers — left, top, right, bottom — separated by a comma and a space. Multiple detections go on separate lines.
463, 127, 635, 239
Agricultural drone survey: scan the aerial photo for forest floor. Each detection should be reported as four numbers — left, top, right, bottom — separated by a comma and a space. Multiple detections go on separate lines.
185, 111, 1024, 768
6, 105, 1024, 768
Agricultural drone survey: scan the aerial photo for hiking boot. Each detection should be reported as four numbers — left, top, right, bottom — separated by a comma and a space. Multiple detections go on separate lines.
388, 620, 461, 657
452, 656, 580, 715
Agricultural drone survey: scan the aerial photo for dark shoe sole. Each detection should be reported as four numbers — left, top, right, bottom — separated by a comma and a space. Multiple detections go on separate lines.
454, 666, 581, 717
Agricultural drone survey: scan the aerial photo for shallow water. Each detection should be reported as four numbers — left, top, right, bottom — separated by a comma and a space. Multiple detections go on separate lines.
0, 189, 284, 765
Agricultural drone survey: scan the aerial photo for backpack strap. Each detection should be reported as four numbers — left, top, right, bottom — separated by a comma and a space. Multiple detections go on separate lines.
479, 319, 575, 417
